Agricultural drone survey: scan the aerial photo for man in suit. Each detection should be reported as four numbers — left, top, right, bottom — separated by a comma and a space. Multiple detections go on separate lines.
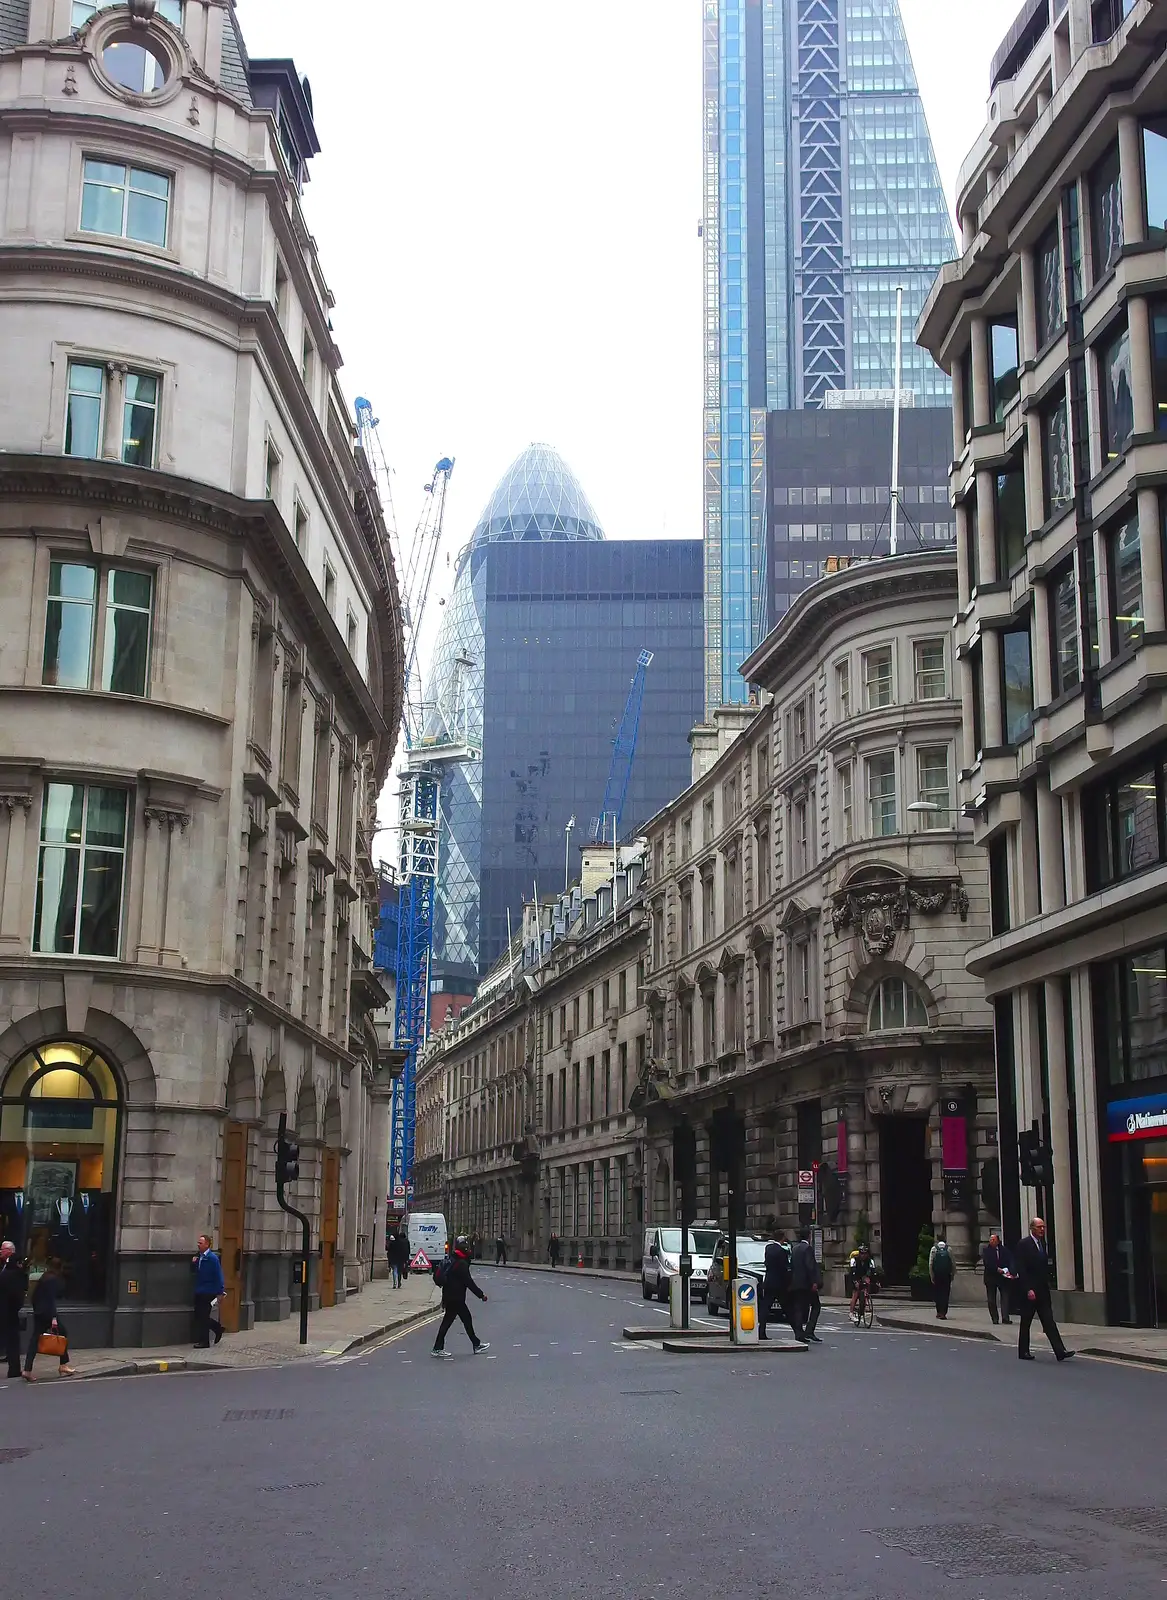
758, 1227, 791, 1341
981, 1232, 1013, 1325
789, 1228, 823, 1344
1015, 1217, 1073, 1362
0, 1241, 28, 1379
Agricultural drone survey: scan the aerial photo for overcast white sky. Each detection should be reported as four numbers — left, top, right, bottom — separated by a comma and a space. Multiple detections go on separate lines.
235, 0, 1022, 591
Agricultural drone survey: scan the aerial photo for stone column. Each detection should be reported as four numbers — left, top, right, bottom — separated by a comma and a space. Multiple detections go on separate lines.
970, 317, 991, 431
955, 501, 971, 606
1036, 781, 1066, 913
952, 353, 968, 447
1032, 573, 1054, 708
1093, 528, 1112, 667
1043, 979, 1077, 1292
1118, 115, 1145, 248
1018, 247, 1037, 365
981, 628, 1003, 747
1136, 486, 1166, 633
975, 468, 996, 583
1018, 788, 1041, 923
958, 657, 977, 770
0, 793, 32, 950
1025, 411, 1046, 535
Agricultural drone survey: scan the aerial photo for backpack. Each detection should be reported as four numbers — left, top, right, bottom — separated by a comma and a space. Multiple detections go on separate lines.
932, 1243, 953, 1280
433, 1257, 450, 1289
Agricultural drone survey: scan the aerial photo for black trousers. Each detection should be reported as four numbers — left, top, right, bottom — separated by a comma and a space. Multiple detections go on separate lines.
985, 1279, 1012, 1323
496, 1246, 507, 1265
1019, 1294, 1067, 1359
192, 1293, 222, 1347
934, 1280, 952, 1316
433, 1301, 479, 1350
3, 1314, 22, 1377
789, 1289, 820, 1339
804, 1289, 821, 1337
25, 1314, 68, 1373
758, 1286, 789, 1339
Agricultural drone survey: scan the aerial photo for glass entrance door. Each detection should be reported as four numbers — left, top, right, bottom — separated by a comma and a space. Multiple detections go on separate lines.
1150, 1188, 1167, 1328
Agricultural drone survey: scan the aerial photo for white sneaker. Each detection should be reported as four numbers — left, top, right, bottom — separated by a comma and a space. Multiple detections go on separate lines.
431, 1349, 453, 1360
474, 1342, 490, 1354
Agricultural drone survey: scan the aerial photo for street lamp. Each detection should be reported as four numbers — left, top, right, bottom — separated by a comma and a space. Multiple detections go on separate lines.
564, 815, 576, 892
907, 799, 963, 830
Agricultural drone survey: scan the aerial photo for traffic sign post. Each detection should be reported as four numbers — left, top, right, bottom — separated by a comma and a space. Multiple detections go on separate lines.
409, 1250, 431, 1272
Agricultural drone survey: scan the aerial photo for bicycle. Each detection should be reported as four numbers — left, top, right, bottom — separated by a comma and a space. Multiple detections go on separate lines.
851, 1274, 875, 1328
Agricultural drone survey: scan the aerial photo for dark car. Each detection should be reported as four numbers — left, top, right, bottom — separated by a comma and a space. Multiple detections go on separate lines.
704, 1234, 773, 1317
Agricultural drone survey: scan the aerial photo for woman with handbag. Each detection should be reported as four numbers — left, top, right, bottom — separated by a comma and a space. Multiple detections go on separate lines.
23, 1260, 75, 1381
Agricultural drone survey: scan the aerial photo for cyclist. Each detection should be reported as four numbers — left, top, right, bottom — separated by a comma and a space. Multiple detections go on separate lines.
848, 1242, 877, 1320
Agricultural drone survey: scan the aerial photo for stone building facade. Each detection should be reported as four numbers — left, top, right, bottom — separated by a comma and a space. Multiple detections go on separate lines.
415, 849, 651, 1268
918, 0, 1167, 1326
640, 553, 998, 1291
0, 0, 405, 1345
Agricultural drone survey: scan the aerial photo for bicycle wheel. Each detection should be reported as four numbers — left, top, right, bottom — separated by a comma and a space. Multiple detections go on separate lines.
862, 1292, 874, 1329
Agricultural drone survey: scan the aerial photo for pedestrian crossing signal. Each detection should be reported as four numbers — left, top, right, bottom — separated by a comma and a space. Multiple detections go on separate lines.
410, 1250, 431, 1271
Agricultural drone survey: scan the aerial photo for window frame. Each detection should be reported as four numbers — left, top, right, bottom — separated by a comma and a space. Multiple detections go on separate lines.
1089, 140, 1124, 283
868, 976, 929, 1032
838, 760, 854, 846
1036, 217, 1066, 348
866, 751, 897, 838
994, 461, 1027, 578
1048, 557, 1081, 699
1000, 622, 1035, 746
916, 744, 952, 829
1083, 750, 1167, 893
913, 638, 947, 701
1040, 384, 1074, 520
42, 558, 154, 698
1106, 509, 1144, 656
862, 645, 893, 711
989, 315, 1020, 421
79, 155, 172, 249
73, 0, 182, 22
1097, 316, 1134, 465
32, 781, 131, 960
835, 656, 851, 720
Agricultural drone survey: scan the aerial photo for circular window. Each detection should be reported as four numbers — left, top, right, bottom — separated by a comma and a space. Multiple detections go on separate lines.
102, 32, 169, 95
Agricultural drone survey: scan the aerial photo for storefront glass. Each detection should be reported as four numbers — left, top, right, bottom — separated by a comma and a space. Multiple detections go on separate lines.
0, 1041, 120, 1302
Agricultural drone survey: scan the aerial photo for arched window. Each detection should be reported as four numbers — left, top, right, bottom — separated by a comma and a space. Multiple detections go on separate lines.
868, 977, 929, 1032
0, 1042, 121, 1302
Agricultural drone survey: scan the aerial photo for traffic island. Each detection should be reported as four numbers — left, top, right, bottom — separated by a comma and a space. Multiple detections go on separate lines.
660, 1337, 806, 1354
622, 1325, 727, 1341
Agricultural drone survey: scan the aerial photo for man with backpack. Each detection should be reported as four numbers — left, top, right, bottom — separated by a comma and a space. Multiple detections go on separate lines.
431, 1236, 490, 1359
929, 1237, 955, 1319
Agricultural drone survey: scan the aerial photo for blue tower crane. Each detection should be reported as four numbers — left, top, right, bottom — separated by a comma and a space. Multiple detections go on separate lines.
591, 649, 654, 844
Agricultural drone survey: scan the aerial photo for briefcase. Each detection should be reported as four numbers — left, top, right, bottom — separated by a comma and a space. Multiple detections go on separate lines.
38, 1331, 67, 1357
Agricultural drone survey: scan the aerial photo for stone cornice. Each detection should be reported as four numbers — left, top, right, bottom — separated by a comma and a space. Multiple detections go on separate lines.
0, 454, 387, 740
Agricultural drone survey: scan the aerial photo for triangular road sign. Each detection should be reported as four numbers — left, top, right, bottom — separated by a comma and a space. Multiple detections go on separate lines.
410, 1250, 431, 1271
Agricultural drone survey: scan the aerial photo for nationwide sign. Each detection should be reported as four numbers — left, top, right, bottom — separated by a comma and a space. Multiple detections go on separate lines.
1106, 1092, 1167, 1142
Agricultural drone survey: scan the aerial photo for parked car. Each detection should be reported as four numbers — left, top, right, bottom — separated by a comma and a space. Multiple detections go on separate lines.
704, 1234, 772, 1317
641, 1225, 721, 1302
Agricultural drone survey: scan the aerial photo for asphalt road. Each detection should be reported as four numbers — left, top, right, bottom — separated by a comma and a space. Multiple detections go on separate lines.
2, 1267, 1164, 1599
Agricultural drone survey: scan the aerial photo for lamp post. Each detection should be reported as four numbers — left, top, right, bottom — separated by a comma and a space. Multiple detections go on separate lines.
906, 800, 963, 830
564, 815, 576, 891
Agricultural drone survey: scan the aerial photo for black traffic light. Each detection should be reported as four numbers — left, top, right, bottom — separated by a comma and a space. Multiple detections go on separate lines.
673, 1118, 698, 1226
276, 1127, 300, 1188
1018, 1125, 1052, 1189
709, 1105, 746, 1173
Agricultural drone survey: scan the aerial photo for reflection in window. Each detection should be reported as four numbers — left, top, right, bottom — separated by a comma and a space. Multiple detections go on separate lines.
65, 361, 104, 458
1049, 560, 1080, 698
1144, 118, 1167, 243
1084, 756, 1166, 891
0, 1041, 121, 1304
995, 464, 1026, 577
33, 783, 128, 958
868, 977, 929, 1031
1041, 389, 1073, 517
1090, 142, 1123, 279
1037, 222, 1065, 347
990, 318, 1020, 420
1108, 512, 1144, 653
1096, 945, 1167, 1087
42, 563, 152, 696
121, 372, 159, 467
1099, 320, 1134, 462
1151, 303, 1167, 432
1001, 625, 1034, 745
916, 746, 951, 828
102, 34, 169, 95
80, 158, 170, 247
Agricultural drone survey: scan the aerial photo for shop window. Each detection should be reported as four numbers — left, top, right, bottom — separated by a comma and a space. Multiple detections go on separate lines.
868, 977, 929, 1031
866, 752, 897, 837
1107, 511, 1144, 654
1098, 319, 1134, 463
914, 638, 946, 700
1083, 754, 1166, 891
994, 462, 1026, 577
1036, 219, 1065, 347
1041, 388, 1073, 519
1143, 117, 1167, 243
1089, 142, 1124, 281
989, 317, 1020, 420
1048, 559, 1081, 698
0, 1042, 121, 1303
43, 562, 153, 696
1001, 625, 1034, 745
33, 783, 129, 958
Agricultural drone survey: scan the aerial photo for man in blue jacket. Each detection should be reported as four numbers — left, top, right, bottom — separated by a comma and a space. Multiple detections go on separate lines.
192, 1234, 225, 1347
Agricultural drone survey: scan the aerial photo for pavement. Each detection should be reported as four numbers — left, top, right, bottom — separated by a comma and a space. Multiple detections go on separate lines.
875, 1299, 1167, 1367
1, 1265, 1164, 1600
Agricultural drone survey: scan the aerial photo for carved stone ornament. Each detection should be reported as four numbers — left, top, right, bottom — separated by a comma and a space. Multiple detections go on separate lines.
127, 0, 157, 23
62, 65, 78, 96
831, 876, 968, 960
187, 95, 200, 127
0, 792, 33, 813
143, 805, 190, 832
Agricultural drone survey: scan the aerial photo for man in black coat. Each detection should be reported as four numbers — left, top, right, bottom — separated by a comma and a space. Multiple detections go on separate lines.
789, 1229, 823, 1344
431, 1237, 490, 1359
0, 1241, 28, 1379
758, 1229, 791, 1341
1015, 1217, 1073, 1362
981, 1232, 1013, 1325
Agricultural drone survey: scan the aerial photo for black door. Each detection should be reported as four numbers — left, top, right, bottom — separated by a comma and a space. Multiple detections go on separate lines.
878, 1116, 933, 1285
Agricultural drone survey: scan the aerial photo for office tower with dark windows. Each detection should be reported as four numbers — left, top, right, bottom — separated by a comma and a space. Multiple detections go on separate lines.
703, 0, 956, 706
423, 446, 703, 1003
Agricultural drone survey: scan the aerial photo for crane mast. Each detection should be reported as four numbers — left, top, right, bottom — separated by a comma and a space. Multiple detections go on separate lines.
591, 649, 654, 844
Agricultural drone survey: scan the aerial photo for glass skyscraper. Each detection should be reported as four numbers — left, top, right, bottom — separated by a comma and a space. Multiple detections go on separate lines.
703, 0, 956, 707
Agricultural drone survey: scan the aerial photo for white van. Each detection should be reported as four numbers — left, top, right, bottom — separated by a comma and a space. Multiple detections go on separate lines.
641, 1224, 721, 1303
407, 1212, 448, 1268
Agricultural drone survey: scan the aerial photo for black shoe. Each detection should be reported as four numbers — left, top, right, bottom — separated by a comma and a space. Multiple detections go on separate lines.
213, 1327, 224, 1345
1019, 1353, 1035, 1361
808, 1333, 823, 1343
1057, 1350, 1075, 1362
1001, 1319, 1012, 1325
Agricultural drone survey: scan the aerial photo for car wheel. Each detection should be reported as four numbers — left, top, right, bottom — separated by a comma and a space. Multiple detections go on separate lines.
641, 1276, 652, 1300
706, 1296, 719, 1317
657, 1276, 669, 1303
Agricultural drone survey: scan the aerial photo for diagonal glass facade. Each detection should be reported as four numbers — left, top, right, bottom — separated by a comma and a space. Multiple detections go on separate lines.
703, 0, 955, 707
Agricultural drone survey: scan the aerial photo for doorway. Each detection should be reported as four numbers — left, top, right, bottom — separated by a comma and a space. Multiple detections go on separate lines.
319, 1148, 340, 1308
219, 1122, 248, 1332
878, 1116, 932, 1285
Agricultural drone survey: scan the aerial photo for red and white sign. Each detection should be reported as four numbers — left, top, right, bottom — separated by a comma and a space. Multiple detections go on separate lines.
409, 1250, 431, 1271
392, 1183, 406, 1199
797, 1169, 815, 1189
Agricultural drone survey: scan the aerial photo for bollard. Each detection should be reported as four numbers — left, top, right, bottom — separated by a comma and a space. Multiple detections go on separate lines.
730, 1277, 759, 1346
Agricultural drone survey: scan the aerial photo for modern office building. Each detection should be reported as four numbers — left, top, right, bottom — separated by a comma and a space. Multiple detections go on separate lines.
423, 445, 703, 999
702, 0, 956, 706
766, 406, 954, 620
0, 0, 405, 1343
917, 0, 1167, 1326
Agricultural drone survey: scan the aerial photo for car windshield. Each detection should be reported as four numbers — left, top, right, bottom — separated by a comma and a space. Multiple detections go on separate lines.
716, 1236, 770, 1269
657, 1229, 720, 1256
